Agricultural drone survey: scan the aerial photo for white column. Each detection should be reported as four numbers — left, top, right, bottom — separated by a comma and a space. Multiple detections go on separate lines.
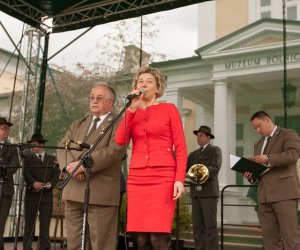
165, 88, 182, 112
213, 79, 229, 188
227, 83, 236, 185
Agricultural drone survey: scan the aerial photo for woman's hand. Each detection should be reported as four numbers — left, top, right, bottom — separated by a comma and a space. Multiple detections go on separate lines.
127, 89, 143, 112
173, 181, 184, 200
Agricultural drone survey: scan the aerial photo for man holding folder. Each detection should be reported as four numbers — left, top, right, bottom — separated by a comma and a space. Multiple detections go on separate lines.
243, 111, 300, 250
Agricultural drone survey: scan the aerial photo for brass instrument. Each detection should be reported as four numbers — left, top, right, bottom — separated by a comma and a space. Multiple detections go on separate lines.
186, 164, 209, 185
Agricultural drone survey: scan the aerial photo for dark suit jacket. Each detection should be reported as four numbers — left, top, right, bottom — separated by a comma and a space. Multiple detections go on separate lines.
24, 153, 60, 202
187, 143, 222, 198
120, 171, 126, 193
255, 126, 300, 203
56, 113, 125, 206
0, 142, 19, 196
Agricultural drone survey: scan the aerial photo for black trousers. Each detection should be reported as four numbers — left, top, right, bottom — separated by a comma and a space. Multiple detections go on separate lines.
0, 196, 12, 250
23, 200, 52, 250
192, 197, 219, 250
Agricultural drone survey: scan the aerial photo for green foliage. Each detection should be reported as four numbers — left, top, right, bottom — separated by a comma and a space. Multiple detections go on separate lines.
246, 181, 259, 212
171, 194, 192, 236
41, 66, 92, 154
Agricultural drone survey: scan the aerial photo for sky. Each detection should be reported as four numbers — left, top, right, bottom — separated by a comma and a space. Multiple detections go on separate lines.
0, 4, 199, 71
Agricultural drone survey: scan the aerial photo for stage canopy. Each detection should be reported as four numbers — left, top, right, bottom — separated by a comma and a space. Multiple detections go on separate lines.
0, 0, 210, 33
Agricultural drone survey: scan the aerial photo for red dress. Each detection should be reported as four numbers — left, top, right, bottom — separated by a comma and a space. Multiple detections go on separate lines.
115, 103, 187, 232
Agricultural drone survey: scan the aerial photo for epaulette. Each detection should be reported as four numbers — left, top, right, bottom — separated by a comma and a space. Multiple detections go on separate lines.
76, 114, 92, 127
83, 114, 92, 121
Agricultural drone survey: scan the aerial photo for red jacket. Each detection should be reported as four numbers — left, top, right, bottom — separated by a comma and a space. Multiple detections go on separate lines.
115, 103, 187, 183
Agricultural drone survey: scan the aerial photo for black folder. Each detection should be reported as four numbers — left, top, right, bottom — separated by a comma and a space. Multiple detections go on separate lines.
230, 154, 270, 179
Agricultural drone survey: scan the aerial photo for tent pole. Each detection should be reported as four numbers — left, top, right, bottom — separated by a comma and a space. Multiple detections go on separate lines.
35, 32, 49, 133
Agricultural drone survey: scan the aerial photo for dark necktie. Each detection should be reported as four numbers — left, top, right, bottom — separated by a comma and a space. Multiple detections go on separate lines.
263, 136, 271, 154
200, 147, 204, 152
86, 117, 100, 140
38, 154, 43, 164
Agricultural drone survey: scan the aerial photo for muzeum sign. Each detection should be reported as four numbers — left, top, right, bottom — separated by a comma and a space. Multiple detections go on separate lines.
224, 52, 300, 70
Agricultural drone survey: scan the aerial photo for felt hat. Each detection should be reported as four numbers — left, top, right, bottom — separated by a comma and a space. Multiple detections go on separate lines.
0, 117, 13, 127
26, 133, 47, 143
193, 125, 215, 139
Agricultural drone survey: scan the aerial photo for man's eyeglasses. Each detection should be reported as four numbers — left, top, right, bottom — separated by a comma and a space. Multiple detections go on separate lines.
89, 96, 111, 103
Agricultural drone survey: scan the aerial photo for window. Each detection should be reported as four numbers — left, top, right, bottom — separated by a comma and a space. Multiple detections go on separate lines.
261, 11, 271, 18
235, 147, 244, 185
287, 6, 297, 20
261, 0, 271, 7
275, 115, 300, 136
236, 123, 244, 140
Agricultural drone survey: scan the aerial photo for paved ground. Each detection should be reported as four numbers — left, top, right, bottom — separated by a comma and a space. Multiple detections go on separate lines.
3, 241, 65, 250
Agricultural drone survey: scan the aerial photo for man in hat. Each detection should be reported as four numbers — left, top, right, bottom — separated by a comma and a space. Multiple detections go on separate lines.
23, 133, 60, 250
0, 117, 19, 250
186, 125, 222, 250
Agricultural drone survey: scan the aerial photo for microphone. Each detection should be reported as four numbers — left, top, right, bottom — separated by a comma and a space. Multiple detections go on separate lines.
54, 161, 59, 168
126, 88, 145, 100
69, 140, 91, 149
21, 148, 32, 158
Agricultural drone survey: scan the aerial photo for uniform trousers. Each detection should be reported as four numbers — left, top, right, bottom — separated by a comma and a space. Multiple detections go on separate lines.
191, 197, 219, 250
23, 200, 52, 250
65, 200, 118, 250
0, 196, 12, 250
258, 199, 300, 250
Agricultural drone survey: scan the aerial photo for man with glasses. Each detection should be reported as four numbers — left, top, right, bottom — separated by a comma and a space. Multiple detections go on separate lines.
57, 84, 125, 250
0, 117, 19, 250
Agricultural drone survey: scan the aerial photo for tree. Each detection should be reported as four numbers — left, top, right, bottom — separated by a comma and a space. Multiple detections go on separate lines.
10, 15, 169, 154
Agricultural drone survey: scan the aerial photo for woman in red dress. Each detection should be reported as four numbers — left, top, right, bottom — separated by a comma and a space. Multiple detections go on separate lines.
115, 66, 187, 249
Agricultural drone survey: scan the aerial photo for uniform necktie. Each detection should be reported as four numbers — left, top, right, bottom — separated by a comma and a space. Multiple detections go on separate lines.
262, 136, 271, 154
200, 147, 204, 152
38, 154, 43, 164
86, 117, 100, 139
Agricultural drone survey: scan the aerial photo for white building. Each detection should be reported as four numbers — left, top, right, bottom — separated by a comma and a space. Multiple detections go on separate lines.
153, 0, 300, 225
0, 48, 24, 117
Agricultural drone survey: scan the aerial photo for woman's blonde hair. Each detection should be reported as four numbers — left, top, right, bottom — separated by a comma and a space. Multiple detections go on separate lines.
132, 66, 166, 98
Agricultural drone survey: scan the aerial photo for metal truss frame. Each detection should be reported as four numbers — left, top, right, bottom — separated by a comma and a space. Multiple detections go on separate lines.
0, 0, 209, 32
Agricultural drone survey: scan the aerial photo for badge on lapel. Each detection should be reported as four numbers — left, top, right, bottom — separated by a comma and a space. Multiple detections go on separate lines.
107, 114, 114, 122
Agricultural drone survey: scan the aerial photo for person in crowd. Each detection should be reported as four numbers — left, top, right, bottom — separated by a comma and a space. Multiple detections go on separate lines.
243, 111, 300, 250
186, 125, 222, 250
23, 133, 60, 250
115, 66, 187, 250
0, 117, 19, 250
56, 84, 125, 250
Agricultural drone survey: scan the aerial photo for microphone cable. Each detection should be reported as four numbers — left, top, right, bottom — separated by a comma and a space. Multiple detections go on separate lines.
120, 97, 132, 250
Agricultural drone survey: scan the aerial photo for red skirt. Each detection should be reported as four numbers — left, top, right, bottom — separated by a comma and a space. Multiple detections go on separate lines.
126, 166, 176, 233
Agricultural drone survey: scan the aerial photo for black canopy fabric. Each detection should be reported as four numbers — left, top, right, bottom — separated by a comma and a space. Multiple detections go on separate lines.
0, 0, 210, 33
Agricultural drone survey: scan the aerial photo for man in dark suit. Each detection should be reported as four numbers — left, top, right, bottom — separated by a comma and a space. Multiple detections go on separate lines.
243, 111, 300, 250
0, 117, 19, 250
23, 133, 60, 250
186, 125, 222, 250
56, 84, 125, 250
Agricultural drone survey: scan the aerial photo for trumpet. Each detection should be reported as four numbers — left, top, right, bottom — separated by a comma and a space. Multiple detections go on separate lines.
186, 164, 209, 185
